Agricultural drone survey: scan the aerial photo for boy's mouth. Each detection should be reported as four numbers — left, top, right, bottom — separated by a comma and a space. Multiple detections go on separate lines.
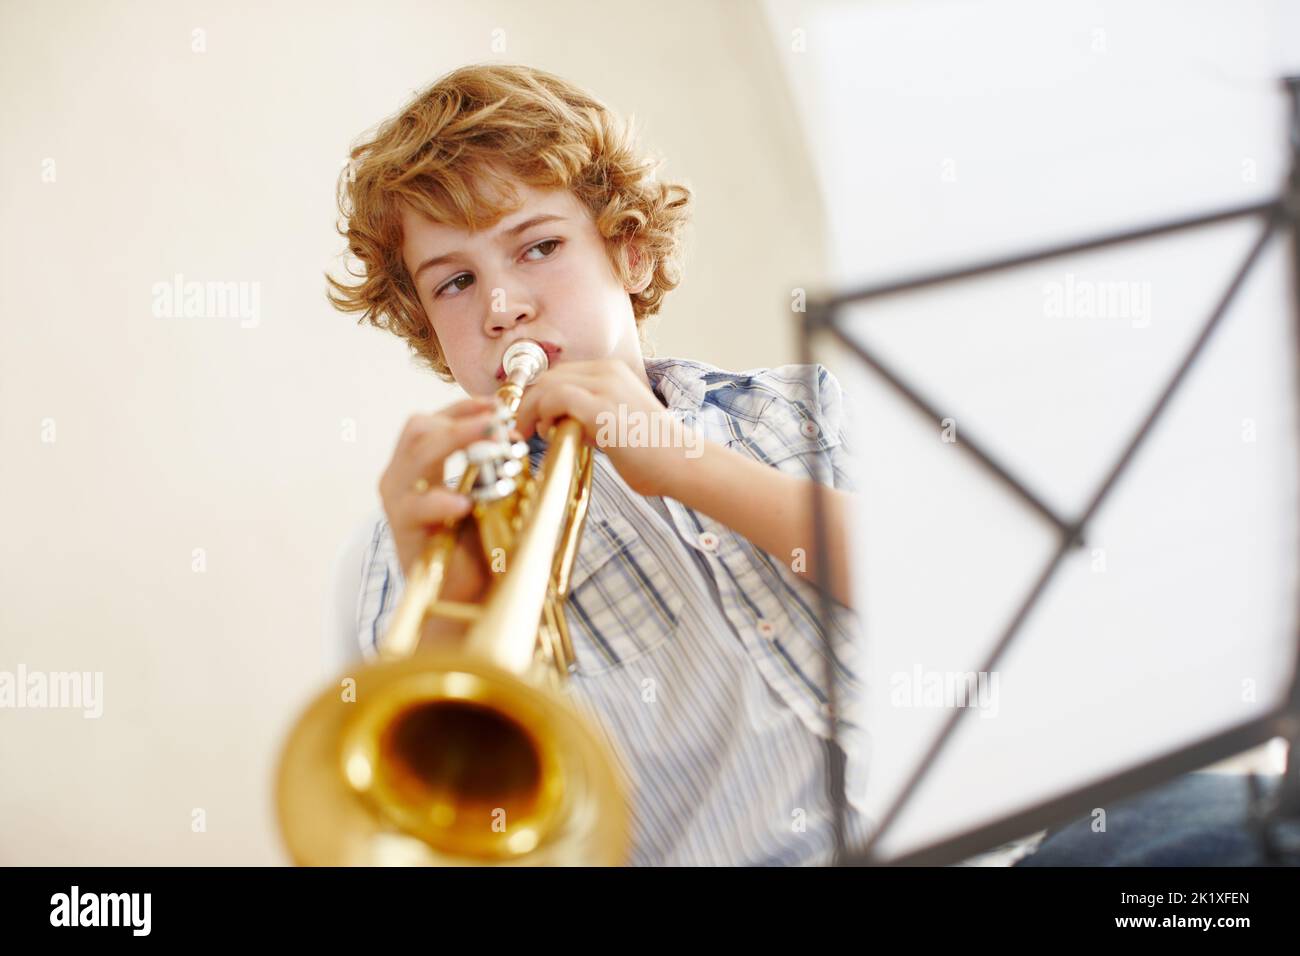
496, 340, 561, 382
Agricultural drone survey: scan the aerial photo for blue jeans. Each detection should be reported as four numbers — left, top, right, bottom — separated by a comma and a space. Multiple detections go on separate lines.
1014, 772, 1299, 866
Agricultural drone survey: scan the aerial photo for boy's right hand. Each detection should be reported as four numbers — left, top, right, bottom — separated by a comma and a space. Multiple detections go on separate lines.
378, 396, 498, 600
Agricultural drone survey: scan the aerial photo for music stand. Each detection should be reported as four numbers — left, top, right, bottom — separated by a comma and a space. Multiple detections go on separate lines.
801, 75, 1300, 867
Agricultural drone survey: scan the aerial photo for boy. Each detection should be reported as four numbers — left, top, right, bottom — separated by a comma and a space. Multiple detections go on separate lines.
328, 63, 871, 865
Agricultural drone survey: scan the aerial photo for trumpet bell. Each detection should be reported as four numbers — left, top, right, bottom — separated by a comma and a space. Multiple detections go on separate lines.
276, 650, 630, 866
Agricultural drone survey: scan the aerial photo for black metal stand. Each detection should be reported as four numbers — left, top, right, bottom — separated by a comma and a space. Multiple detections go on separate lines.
802, 76, 1300, 867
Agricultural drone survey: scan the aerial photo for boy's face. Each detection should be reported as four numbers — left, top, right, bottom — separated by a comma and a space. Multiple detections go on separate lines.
400, 179, 649, 397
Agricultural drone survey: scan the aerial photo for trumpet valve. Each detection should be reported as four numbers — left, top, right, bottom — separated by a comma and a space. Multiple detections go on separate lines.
466, 437, 532, 502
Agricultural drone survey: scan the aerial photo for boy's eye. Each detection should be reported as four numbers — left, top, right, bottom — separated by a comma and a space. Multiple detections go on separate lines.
433, 239, 562, 300
523, 238, 561, 260
435, 273, 475, 298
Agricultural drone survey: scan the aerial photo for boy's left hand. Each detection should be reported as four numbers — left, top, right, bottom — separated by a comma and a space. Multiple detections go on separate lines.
513, 358, 703, 498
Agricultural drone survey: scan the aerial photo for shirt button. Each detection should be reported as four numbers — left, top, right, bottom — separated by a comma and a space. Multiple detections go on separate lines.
800, 419, 820, 438
756, 619, 776, 638
697, 531, 719, 552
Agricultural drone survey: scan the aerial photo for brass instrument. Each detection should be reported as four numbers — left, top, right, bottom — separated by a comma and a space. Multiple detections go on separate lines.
275, 339, 630, 865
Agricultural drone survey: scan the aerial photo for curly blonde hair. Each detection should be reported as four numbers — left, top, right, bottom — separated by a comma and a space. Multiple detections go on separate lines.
325, 63, 693, 381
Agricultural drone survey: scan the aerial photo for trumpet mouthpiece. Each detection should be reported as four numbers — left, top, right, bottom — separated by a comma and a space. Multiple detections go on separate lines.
502, 340, 549, 386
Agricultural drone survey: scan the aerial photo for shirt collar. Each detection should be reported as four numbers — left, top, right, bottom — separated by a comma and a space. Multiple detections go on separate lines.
644, 355, 752, 415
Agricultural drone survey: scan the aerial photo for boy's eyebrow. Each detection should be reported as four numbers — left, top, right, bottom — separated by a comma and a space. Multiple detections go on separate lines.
412, 214, 568, 283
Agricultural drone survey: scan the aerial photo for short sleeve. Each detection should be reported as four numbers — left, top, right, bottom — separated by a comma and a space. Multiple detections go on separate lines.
813, 363, 858, 495
731, 363, 858, 495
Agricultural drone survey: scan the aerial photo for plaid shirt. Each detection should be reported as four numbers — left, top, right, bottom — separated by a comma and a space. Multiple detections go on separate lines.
355, 355, 873, 864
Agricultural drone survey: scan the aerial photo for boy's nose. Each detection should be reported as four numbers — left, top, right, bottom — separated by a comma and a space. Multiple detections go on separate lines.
484, 299, 536, 335
490, 309, 527, 329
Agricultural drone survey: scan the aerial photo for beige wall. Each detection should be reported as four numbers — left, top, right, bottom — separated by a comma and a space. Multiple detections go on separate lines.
0, 0, 827, 863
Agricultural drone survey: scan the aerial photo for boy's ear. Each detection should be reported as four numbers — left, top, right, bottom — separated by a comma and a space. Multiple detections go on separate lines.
624, 239, 653, 295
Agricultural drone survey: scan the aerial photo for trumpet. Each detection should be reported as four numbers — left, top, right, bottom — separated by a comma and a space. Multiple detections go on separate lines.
275, 339, 630, 865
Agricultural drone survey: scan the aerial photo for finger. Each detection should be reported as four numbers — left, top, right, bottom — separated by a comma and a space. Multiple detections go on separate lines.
514, 384, 541, 439
394, 486, 475, 529
530, 367, 625, 421
397, 397, 496, 448
531, 383, 604, 442
515, 381, 558, 439
516, 370, 590, 434
537, 366, 615, 391
531, 361, 627, 394
514, 365, 621, 439
388, 411, 495, 493
407, 412, 498, 476
527, 365, 611, 394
